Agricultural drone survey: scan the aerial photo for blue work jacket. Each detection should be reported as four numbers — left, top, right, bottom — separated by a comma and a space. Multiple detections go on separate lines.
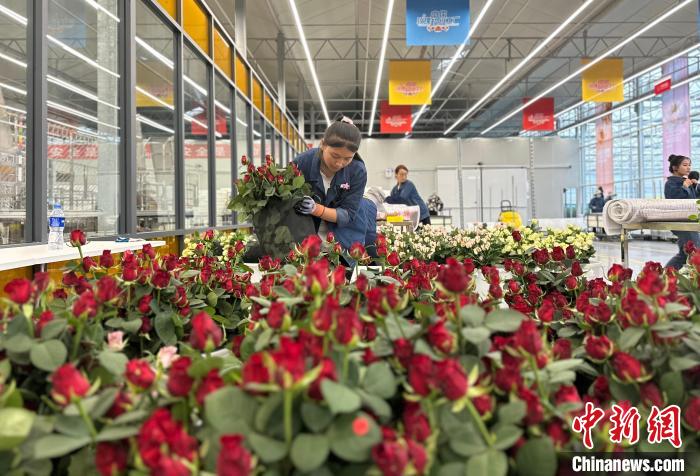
386, 180, 429, 220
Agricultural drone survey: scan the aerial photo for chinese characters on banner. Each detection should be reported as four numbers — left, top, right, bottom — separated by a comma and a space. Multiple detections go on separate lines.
405, 0, 470, 46
522, 97, 555, 131
572, 402, 682, 449
582, 58, 624, 102
380, 101, 413, 134
388, 60, 432, 105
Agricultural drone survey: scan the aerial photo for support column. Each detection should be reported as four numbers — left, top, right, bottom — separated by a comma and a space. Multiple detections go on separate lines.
310, 106, 316, 142
235, 0, 247, 59
298, 82, 304, 138
277, 32, 286, 111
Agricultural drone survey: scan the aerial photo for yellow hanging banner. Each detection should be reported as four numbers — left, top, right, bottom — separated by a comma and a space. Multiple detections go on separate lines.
582, 58, 624, 102
389, 60, 432, 105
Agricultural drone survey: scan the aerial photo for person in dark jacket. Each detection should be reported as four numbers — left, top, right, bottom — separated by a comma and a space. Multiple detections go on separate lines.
689, 170, 700, 196
293, 116, 369, 249
385, 165, 430, 225
665, 154, 699, 269
588, 187, 605, 213
333, 197, 378, 265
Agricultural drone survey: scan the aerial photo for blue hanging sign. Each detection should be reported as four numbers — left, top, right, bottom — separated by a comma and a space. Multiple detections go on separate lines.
406, 0, 470, 46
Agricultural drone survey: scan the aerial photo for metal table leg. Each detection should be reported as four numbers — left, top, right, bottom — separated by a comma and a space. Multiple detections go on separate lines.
620, 228, 629, 268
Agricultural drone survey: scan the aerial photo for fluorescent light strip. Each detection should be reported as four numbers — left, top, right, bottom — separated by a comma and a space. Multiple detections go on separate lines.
444, 0, 594, 134
47, 75, 120, 110
480, 0, 693, 135
288, 0, 330, 126
84, 0, 120, 22
253, 130, 262, 137
0, 51, 27, 68
136, 114, 175, 134
0, 82, 27, 96
215, 99, 231, 114
236, 118, 248, 127
135, 86, 174, 110
184, 75, 208, 96
47, 35, 120, 79
0, 4, 27, 25
184, 115, 223, 138
558, 73, 700, 133
412, 0, 496, 127
554, 41, 700, 119
135, 37, 174, 69
48, 117, 102, 139
47, 100, 120, 130
0, 104, 26, 115
368, 0, 395, 136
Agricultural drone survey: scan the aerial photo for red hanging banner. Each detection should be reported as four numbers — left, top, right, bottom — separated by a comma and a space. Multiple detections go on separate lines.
522, 97, 555, 131
380, 101, 412, 134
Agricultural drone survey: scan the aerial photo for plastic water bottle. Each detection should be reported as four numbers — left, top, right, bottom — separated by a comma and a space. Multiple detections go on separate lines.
48, 203, 65, 250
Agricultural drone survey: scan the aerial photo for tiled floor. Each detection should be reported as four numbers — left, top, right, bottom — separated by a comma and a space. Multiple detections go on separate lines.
592, 237, 679, 275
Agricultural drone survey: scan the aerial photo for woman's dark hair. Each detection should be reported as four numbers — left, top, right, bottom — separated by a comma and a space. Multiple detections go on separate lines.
395, 165, 409, 175
690, 171, 700, 181
668, 154, 691, 174
322, 116, 362, 153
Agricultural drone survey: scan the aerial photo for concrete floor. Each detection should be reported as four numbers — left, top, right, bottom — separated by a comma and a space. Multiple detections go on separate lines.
592, 237, 679, 276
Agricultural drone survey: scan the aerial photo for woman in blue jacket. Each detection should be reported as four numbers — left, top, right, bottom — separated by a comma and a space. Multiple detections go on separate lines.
665, 154, 699, 269
385, 165, 430, 225
293, 117, 371, 251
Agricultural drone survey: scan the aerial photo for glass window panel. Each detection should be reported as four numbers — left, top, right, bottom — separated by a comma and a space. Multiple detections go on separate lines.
215, 76, 232, 226
214, 28, 231, 79
183, 0, 209, 55
47, 0, 120, 237
235, 54, 249, 97
183, 46, 209, 228
135, 0, 176, 232
265, 121, 272, 159
235, 94, 249, 162
275, 133, 282, 165
0, 0, 27, 244
283, 117, 288, 139
252, 76, 262, 111
253, 111, 262, 164
264, 93, 273, 122
274, 106, 281, 130
155, 0, 177, 19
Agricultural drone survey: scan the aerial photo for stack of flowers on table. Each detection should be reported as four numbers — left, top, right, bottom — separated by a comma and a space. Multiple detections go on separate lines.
0, 228, 697, 475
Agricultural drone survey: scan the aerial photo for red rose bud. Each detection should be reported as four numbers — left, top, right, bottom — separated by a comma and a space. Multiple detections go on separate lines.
167, 356, 194, 396
438, 258, 471, 294
137, 409, 197, 472
387, 251, 400, 267
584, 334, 614, 361
512, 230, 522, 242
546, 420, 570, 449
472, 395, 493, 417
552, 338, 572, 360
218, 434, 253, 476
138, 295, 153, 314
99, 250, 114, 268
607, 264, 632, 282
640, 382, 664, 408
407, 439, 427, 475
125, 359, 156, 389
242, 353, 271, 387
435, 358, 468, 400
519, 386, 544, 425
333, 266, 346, 287
553, 385, 581, 407
551, 246, 565, 262
393, 339, 414, 368
190, 311, 223, 351
371, 441, 409, 476
533, 249, 550, 265
408, 354, 434, 396
196, 369, 224, 406
35, 310, 54, 337
4, 278, 32, 304
593, 375, 611, 402
50, 364, 90, 405
72, 290, 98, 318
266, 301, 287, 329
513, 319, 543, 355
426, 320, 455, 355
356, 274, 369, 292
511, 260, 526, 276
95, 441, 128, 476
241, 155, 248, 165
70, 229, 87, 247
566, 245, 576, 260
571, 261, 584, 277
565, 276, 578, 291
300, 235, 322, 258
684, 396, 700, 432
637, 270, 664, 296
151, 269, 171, 289
462, 258, 476, 275
350, 243, 367, 261
611, 351, 645, 382
403, 402, 431, 442
494, 366, 523, 393
243, 174, 251, 183
507, 280, 521, 294
82, 256, 96, 273
122, 265, 138, 281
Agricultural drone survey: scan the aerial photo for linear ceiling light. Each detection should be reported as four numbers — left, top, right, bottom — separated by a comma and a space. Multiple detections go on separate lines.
0, 82, 26, 96
84, 0, 120, 22
0, 4, 27, 25
47, 100, 120, 130
554, 41, 700, 119
412, 0, 496, 128
444, 0, 594, 134
368, 0, 395, 136
47, 35, 120, 79
135, 37, 175, 69
136, 115, 175, 134
288, 0, 331, 126
480, 0, 693, 136
0, 51, 27, 68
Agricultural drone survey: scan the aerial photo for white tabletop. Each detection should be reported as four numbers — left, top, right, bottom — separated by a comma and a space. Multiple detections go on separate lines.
0, 240, 166, 271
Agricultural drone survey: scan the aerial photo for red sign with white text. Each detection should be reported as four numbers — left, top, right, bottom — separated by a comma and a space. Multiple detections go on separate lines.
522, 97, 555, 131
654, 76, 672, 95
380, 100, 412, 134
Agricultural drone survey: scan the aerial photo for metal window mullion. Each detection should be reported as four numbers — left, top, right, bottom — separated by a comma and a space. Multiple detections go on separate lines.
175, 29, 186, 230
121, 0, 137, 233
26, 0, 48, 243
230, 87, 238, 226
208, 66, 216, 227
246, 100, 253, 160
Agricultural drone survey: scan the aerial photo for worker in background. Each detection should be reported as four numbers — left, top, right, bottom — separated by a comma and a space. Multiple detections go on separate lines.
588, 187, 605, 213
665, 154, 699, 269
385, 165, 430, 226
689, 170, 700, 196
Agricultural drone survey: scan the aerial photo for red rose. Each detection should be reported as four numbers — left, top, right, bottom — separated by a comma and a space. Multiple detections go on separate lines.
82, 256, 97, 273
189, 311, 223, 351
393, 339, 414, 368
241, 155, 248, 165
387, 252, 400, 267
518, 386, 544, 425
532, 249, 550, 265
308, 358, 337, 400
592, 375, 611, 403
435, 358, 468, 400
438, 258, 470, 293
403, 402, 431, 442
151, 269, 171, 289
611, 352, 645, 382
566, 245, 576, 260
639, 382, 664, 408
472, 395, 493, 416
300, 235, 322, 258
356, 274, 369, 292
167, 356, 194, 397
551, 247, 565, 262
584, 334, 614, 361
507, 280, 521, 294
607, 264, 632, 282
271, 337, 306, 385
217, 434, 253, 476
512, 230, 522, 242
122, 265, 138, 281
511, 260, 526, 276
313, 296, 338, 331
266, 301, 287, 329
350, 243, 368, 262
426, 320, 455, 355
138, 295, 153, 314
571, 261, 584, 277
371, 441, 409, 476
407, 439, 427, 474
333, 265, 346, 287
4, 278, 32, 304
35, 310, 54, 337
553, 385, 581, 406
70, 229, 87, 247
50, 364, 90, 405
494, 366, 523, 392
96, 276, 121, 303
537, 299, 556, 323
684, 396, 700, 432
33, 271, 50, 292
334, 308, 362, 345
564, 276, 578, 291
242, 353, 271, 387
99, 250, 114, 268
552, 338, 572, 360
513, 319, 542, 355
637, 270, 664, 296
73, 290, 98, 318
196, 369, 224, 405
407, 354, 434, 396
137, 408, 197, 471
125, 359, 155, 389
489, 283, 504, 299
95, 441, 128, 476
546, 420, 570, 449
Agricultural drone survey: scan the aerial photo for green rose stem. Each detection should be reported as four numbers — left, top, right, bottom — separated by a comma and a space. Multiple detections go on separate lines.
341, 346, 350, 383
283, 388, 293, 449
527, 354, 547, 401
70, 317, 86, 361
453, 294, 464, 352
465, 397, 494, 447
424, 399, 440, 474
76, 399, 97, 441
